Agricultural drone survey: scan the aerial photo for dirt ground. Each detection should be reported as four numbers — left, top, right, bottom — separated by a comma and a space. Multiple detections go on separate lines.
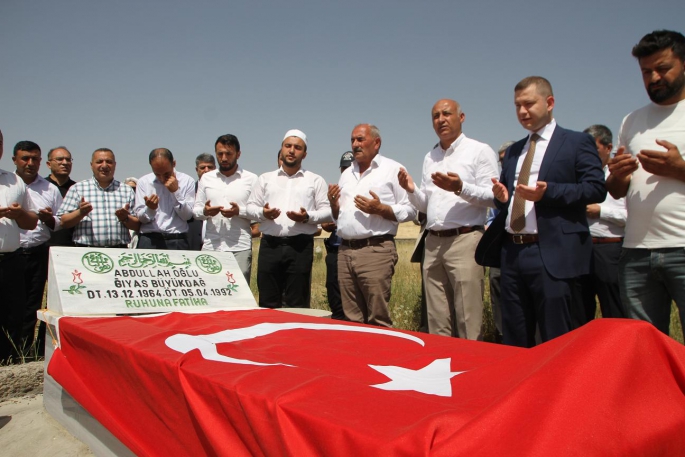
0, 361, 93, 456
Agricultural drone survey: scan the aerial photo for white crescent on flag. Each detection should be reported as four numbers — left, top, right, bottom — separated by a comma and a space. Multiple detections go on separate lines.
165, 321, 465, 396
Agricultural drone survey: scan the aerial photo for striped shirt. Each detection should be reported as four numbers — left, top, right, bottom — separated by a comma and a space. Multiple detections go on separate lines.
57, 177, 135, 247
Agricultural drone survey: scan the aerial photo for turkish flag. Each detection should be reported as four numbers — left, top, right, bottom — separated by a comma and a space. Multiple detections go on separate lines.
48, 310, 685, 456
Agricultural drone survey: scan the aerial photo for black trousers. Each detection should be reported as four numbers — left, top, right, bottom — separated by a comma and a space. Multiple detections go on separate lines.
575, 241, 625, 325
21, 243, 49, 352
137, 233, 189, 250
0, 251, 27, 363
500, 241, 574, 347
325, 247, 346, 320
258, 235, 313, 309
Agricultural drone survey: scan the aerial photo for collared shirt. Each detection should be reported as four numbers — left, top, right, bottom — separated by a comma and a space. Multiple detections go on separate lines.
193, 167, 258, 252
505, 119, 557, 234
246, 167, 331, 237
408, 134, 498, 230
57, 177, 135, 247
20, 174, 63, 248
45, 175, 76, 198
589, 168, 626, 238
134, 170, 195, 234
0, 169, 37, 252
336, 154, 416, 240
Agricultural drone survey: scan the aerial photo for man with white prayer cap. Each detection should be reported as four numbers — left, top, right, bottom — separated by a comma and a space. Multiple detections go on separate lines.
246, 129, 332, 308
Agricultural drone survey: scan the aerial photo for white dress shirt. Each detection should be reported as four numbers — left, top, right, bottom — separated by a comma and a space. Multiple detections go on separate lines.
246, 167, 331, 237
589, 167, 626, 238
193, 167, 258, 252
336, 154, 417, 240
0, 169, 38, 252
505, 120, 557, 234
134, 170, 195, 234
20, 174, 63, 248
408, 134, 498, 230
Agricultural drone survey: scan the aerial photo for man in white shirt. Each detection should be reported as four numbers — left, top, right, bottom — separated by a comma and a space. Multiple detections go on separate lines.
576, 125, 627, 324
0, 130, 39, 363
607, 30, 685, 335
187, 153, 216, 251
134, 148, 195, 250
247, 130, 330, 308
399, 100, 498, 339
329, 124, 416, 327
193, 135, 257, 282
13, 141, 63, 354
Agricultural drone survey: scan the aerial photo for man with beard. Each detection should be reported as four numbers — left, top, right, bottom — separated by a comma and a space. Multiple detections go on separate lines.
193, 135, 257, 282
133, 148, 195, 250
247, 130, 331, 308
607, 30, 685, 335
58, 148, 140, 247
329, 124, 416, 327
45, 146, 76, 247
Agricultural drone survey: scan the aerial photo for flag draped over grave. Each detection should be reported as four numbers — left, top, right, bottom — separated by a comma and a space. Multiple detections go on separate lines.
49, 310, 685, 456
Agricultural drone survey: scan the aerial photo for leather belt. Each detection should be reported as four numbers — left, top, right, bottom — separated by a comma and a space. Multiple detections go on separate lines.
428, 226, 483, 238
341, 234, 395, 249
508, 233, 539, 245
592, 237, 623, 244
75, 243, 128, 249
20, 243, 49, 255
141, 232, 187, 241
262, 234, 314, 246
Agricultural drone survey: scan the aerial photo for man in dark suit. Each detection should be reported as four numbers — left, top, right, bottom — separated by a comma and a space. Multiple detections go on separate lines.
491, 76, 606, 347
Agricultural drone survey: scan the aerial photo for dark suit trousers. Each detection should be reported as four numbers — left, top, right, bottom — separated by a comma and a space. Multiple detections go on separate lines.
258, 235, 313, 309
500, 240, 573, 347
0, 251, 27, 363
21, 244, 49, 352
577, 242, 625, 323
324, 247, 346, 320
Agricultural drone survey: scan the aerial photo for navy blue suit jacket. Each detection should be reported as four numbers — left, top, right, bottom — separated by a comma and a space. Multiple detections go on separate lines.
495, 126, 606, 279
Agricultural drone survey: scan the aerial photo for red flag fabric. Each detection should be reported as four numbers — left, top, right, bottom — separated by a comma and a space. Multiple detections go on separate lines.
48, 310, 685, 456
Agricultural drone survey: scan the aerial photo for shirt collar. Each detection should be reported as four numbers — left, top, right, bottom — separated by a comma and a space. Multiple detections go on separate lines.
91, 176, 117, 191
441, 133, 465, 154
530, 119, 556, 142
278, 167, 305, 178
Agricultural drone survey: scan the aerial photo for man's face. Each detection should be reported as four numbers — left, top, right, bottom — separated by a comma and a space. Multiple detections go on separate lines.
47, 148, 73, 178
514, 84, 554, 132
13, 149, 42, 183
595, 138, 613, 166
351, 125, 380, 168
639, 48, 685, 105
196, 161, 216, 179
91, 151, 116, 183
151, 157, 175, 184
215, 143, 240, 174
280, 137, 307, 168
432, 100, 465, 146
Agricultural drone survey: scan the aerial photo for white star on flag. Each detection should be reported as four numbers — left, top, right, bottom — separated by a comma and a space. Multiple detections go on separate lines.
369, 358, 465, 397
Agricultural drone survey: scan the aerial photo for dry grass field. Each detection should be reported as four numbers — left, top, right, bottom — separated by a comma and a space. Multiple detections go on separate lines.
251, 223, 684, 344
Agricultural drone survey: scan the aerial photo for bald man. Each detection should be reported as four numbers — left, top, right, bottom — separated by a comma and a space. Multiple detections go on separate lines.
399, 100, 499, 340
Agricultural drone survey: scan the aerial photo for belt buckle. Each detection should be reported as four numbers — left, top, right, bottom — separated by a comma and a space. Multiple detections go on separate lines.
512, 234, 524, 245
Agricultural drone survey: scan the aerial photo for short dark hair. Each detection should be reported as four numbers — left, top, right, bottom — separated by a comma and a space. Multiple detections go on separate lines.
632, 30, 685, 62
195, 153, 215, 167
515, 76, 554, 97
92, 148, 115, 161
13, 141, 41, 156
215, 134, 241, 152
149, 148, 174, 164
48, 146, 71, 160
583, 125, 613, 147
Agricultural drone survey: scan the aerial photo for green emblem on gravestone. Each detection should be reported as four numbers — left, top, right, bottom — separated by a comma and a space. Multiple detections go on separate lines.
82, 251, 115, 274
195, 254, 222, 274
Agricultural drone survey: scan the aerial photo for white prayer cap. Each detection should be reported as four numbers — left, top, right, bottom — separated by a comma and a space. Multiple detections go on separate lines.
283, 129, 307, 146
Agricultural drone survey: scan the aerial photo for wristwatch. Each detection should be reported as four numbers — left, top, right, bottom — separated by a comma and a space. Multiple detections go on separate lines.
302, 212, 310, 224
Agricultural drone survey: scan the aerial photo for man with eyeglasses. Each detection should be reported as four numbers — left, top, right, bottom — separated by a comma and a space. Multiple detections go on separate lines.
45, 146, 76, 246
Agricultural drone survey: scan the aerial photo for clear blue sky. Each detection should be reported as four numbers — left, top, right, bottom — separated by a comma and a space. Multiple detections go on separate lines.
1, 0, 682, 185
